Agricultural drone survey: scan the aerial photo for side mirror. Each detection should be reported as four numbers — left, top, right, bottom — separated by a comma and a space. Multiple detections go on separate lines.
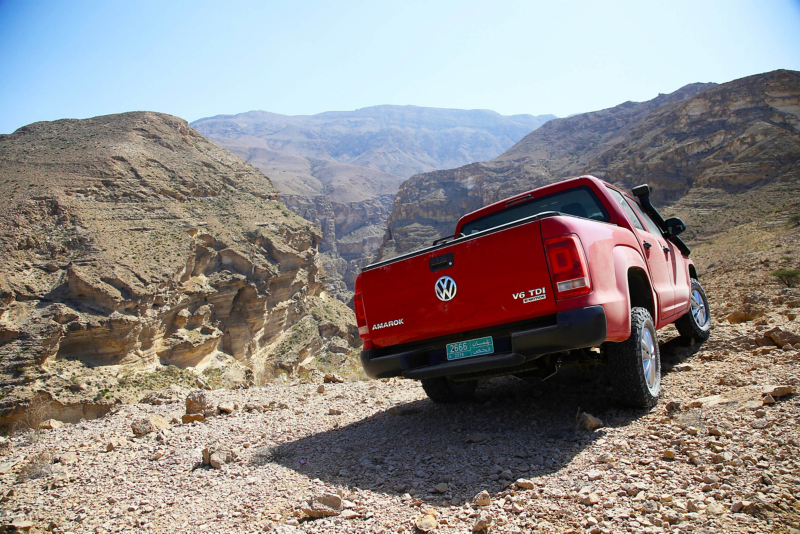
664, 217, 686, 237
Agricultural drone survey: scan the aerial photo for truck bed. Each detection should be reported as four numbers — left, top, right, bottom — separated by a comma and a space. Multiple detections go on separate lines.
360, 212, 560, 348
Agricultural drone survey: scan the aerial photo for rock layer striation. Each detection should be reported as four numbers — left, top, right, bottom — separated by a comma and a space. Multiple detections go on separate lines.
0, 112, 358, 425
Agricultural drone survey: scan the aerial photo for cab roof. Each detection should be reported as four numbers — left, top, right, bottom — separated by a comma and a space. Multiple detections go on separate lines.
454, 175, 611, 235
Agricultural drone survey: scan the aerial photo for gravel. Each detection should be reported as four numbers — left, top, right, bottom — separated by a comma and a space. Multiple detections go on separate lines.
2, 242, 800, 533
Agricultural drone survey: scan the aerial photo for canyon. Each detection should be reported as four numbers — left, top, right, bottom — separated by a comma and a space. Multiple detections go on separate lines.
191, 106, 555, 300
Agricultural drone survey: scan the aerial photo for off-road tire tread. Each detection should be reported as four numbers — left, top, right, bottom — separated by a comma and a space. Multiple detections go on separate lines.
675, 279, 711, 342
608, 307, 660, 409
421, 377, 477, 403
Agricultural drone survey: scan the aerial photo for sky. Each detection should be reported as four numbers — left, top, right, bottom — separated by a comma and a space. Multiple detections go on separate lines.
1, 0, 799, 134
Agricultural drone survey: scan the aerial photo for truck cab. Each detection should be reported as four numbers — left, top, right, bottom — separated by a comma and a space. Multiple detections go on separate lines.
355, 176, 711, 408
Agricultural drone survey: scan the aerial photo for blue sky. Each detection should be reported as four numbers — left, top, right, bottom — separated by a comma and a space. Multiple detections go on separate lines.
1, 0, 799, 134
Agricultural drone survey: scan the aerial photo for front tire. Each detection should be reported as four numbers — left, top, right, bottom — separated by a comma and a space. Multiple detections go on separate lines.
675, 279, 712, 342
421, 377, 477, 403
608, 307, 661, 408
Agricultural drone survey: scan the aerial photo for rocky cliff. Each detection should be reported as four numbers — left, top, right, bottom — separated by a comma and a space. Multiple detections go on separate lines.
0, 112, 359, 426
192, 106, 555, 300
379, 70, 800, 258
280, 195, 394, 300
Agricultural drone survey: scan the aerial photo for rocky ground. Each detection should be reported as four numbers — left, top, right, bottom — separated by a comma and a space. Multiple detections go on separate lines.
1, 227, 799, 533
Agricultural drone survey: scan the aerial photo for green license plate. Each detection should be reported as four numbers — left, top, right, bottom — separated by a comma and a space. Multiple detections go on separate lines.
446, 336, 494, 361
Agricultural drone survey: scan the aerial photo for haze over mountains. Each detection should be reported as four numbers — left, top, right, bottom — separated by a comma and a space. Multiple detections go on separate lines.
379, 70, 800, 259
191, 106, 555, 195
192, 106, 555, 300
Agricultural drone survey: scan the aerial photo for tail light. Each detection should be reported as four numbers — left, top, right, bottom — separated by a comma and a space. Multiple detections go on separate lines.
354, 274, 370, 339
544, 234, 592, 298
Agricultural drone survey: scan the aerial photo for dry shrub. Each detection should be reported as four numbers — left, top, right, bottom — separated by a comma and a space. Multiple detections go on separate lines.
249, 445, 287, 466
12, 396, 51, 444
16, 450, 54, 482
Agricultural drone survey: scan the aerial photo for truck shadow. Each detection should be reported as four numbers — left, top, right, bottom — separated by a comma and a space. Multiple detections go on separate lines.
658, 332, 707, 367
266, 365, 664, 504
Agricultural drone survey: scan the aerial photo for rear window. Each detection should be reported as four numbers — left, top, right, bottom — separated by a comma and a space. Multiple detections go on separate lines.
460, 186, 609, 236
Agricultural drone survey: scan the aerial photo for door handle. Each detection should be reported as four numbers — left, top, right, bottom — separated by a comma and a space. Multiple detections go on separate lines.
662, 246, 670, 253
642, 241, 652, 248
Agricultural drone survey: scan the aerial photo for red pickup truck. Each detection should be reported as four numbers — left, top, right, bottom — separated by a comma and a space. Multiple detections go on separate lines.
354, 176, 711, 408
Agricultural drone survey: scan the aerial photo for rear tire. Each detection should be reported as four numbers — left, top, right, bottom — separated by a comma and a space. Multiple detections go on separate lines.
675, 279, 711, 342
421, 377, 477, 403
608, 307, 661, 408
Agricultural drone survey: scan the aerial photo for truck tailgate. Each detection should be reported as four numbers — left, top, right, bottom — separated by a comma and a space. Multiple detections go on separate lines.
361, 219, 558, 348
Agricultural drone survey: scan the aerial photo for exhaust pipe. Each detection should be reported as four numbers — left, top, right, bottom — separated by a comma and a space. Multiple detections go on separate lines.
632, 184, 691, 256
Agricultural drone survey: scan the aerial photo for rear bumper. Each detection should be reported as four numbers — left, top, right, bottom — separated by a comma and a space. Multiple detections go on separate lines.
360, 305, 607, 380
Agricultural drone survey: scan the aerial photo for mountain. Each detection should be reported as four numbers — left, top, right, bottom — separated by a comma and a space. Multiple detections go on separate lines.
0, 112, 358, 426
379, 70, 800, 259
191, 106, 555, 183
192, 106, 555, 300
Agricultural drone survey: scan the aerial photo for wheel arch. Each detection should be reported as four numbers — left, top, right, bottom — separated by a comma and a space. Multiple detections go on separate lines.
688, 263, 699, 281
610, 245, 659, 340
628, 267, 655, 320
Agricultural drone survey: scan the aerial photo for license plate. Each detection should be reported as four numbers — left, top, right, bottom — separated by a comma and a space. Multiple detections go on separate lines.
446, 336, 494, 361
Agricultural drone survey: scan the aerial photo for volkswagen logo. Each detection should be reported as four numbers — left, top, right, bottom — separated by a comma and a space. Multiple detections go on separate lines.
435, 276, 457, 301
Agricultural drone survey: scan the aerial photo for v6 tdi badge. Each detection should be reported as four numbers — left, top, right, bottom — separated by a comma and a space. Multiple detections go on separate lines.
512, 287, 546, 303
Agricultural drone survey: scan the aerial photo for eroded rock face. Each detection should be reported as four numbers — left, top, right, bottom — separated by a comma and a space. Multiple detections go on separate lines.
281, 195, 394, 301
0, 112, 359, 426
379, 70, 800, 258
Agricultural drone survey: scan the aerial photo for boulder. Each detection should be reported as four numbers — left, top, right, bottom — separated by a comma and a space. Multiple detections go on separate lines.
578, 412, 604, 431
763, 327, 800, 347
39, 419, 62, 430
218, 401, 235, 414
181, 413, 204, 424
762, 385, 794, 398
473, 490, 491, 507
301, 493, 343, 518
472, 511, 493, 531
202, 441, 236, 469
580, 493, 601, 506
131, 415, 168, 437
691, 387, 762, 409
6, 519, 33, 532
186, 389, 214, 417
726, 293, 768, 324
415, 509, 438, 532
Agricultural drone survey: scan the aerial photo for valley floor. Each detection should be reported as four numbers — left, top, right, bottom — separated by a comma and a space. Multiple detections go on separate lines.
1, 228, 800, 534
